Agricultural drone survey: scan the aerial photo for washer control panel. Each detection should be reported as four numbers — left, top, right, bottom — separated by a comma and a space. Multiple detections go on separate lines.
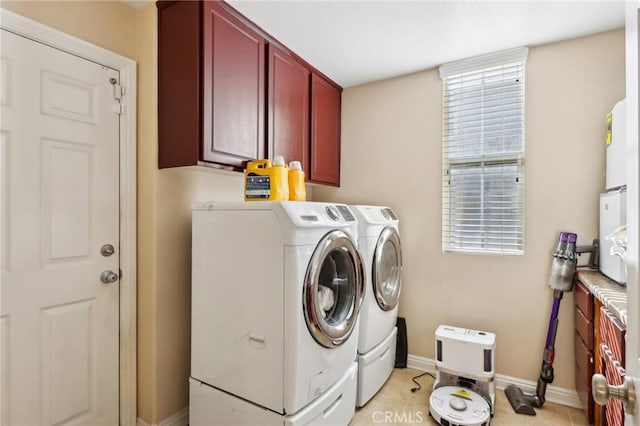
326, 205, 340, 221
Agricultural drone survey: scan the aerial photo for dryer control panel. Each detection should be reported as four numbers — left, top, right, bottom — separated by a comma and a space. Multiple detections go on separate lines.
280, 202, 357, 227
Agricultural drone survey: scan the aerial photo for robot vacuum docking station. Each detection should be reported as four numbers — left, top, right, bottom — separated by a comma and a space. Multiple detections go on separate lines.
430, 325, 496, 426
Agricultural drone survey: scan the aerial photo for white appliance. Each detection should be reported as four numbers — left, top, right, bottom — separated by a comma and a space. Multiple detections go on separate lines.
350, 205, 402, 407
190, 201, 364, 425
606, 99, 627, 190
600, 188, 627, 284
430, 325, 496, 426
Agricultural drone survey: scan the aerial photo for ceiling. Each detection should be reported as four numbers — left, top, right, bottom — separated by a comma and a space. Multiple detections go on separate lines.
224, 0, 625, 88
122, 1, 626, 88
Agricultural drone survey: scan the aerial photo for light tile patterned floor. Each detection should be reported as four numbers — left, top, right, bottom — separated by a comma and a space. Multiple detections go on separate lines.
350, 368, 589, 425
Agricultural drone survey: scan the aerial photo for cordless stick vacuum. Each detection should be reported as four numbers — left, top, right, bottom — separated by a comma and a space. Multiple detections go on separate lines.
505, 232, 578, 416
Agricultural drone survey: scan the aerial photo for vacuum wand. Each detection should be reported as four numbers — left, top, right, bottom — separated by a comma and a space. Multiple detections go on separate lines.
534, 290, 563, 407
505, 232, 577, 416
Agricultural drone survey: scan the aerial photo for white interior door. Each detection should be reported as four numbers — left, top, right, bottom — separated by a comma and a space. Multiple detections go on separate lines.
0, 29, 120, 425
628, 1, 640, 423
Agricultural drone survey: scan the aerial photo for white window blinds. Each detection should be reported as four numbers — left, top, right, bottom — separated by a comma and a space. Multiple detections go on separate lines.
440, 48, 527, 254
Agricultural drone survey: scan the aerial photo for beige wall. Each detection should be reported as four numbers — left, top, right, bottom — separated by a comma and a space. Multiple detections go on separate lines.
1, 0, 137, 59
135, 3, 158, 421
314, 29, 625, 389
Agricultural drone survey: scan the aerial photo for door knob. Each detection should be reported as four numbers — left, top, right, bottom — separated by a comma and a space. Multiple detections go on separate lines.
100, 270, 119, 284
592, 374, 637, 414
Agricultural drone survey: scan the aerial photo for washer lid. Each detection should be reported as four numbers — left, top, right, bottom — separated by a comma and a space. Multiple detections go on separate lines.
429, 386, 491, 426
303, 230, 365, 348
373, 226, 402, 311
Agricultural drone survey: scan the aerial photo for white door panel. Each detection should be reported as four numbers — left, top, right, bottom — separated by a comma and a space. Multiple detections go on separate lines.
624, 1, 640, 424
591, 3, 640, 422
1, 29, 119, 426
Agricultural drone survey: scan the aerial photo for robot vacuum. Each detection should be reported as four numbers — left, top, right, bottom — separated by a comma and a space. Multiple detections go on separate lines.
430, 386, 491, 426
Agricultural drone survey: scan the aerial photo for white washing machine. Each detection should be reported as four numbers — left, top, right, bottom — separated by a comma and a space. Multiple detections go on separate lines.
351, 205, 402, 407
190, 201, 365, 425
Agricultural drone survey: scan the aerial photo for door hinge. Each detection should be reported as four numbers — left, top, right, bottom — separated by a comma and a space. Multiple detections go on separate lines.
113, 84, 124, 115
113, 84, 124, 101
113, 103, 124, 115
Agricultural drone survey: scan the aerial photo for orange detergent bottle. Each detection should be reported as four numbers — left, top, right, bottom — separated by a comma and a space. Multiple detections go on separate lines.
288, 161, 306, 201
244, 156, 289, 201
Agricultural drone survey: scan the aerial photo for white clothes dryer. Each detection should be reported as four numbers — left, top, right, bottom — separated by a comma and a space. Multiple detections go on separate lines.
190, 201, 365, 424
350, 205, 403, 407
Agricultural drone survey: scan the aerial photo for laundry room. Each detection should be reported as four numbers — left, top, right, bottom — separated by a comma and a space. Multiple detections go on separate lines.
0, 1, 636, 426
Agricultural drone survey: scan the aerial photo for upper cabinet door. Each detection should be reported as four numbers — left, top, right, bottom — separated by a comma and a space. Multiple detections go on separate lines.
268, 45, 310, 172
157, 0, 201, 168
310, 74, 341, 186
202, 1, 265, 170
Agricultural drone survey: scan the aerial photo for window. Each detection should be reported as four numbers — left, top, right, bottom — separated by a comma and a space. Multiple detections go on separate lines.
440, 48, 527, 254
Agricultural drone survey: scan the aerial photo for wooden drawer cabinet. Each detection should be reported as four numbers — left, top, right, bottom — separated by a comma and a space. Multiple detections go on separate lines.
575, 332, 594, 422
576, 306, 594, 350
587, 292, 627, 426
574, 280, 595, 424
600, 308, 625, 366
157, 0, 342, 184
600, 343, 625, 426
598, 306, 626, 426
576, 280, 595, 319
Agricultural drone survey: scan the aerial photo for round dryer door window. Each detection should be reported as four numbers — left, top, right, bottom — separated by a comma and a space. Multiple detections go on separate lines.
303, 230, 364, 348
373, 227, 402, 311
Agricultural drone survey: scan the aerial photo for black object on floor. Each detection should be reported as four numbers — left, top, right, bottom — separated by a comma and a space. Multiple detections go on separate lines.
410, 371, 435, 393
505, 384, 537, 416
505, 290, 566, 416
395, 317, 408, 368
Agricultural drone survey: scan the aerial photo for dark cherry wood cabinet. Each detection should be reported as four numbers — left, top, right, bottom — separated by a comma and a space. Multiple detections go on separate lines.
576, 278, 627, 426
574, 280, 595, 425
310, 74, 341, 186
268, 44, 310, 171
157, 0, 342, 184
599, 306, 626, 426
158, 0, 264, 171
157, 0, 201, 168
202, 1, 265, 169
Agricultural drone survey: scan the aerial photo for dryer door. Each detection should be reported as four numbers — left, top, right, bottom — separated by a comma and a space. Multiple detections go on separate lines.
304, 230, 364, 348
373, 227, 403, 311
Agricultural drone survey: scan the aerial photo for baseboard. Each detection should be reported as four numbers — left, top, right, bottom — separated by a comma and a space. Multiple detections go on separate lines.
407, 354, 438, 374
136, 407, 189, 426
406, 354, 583, 409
